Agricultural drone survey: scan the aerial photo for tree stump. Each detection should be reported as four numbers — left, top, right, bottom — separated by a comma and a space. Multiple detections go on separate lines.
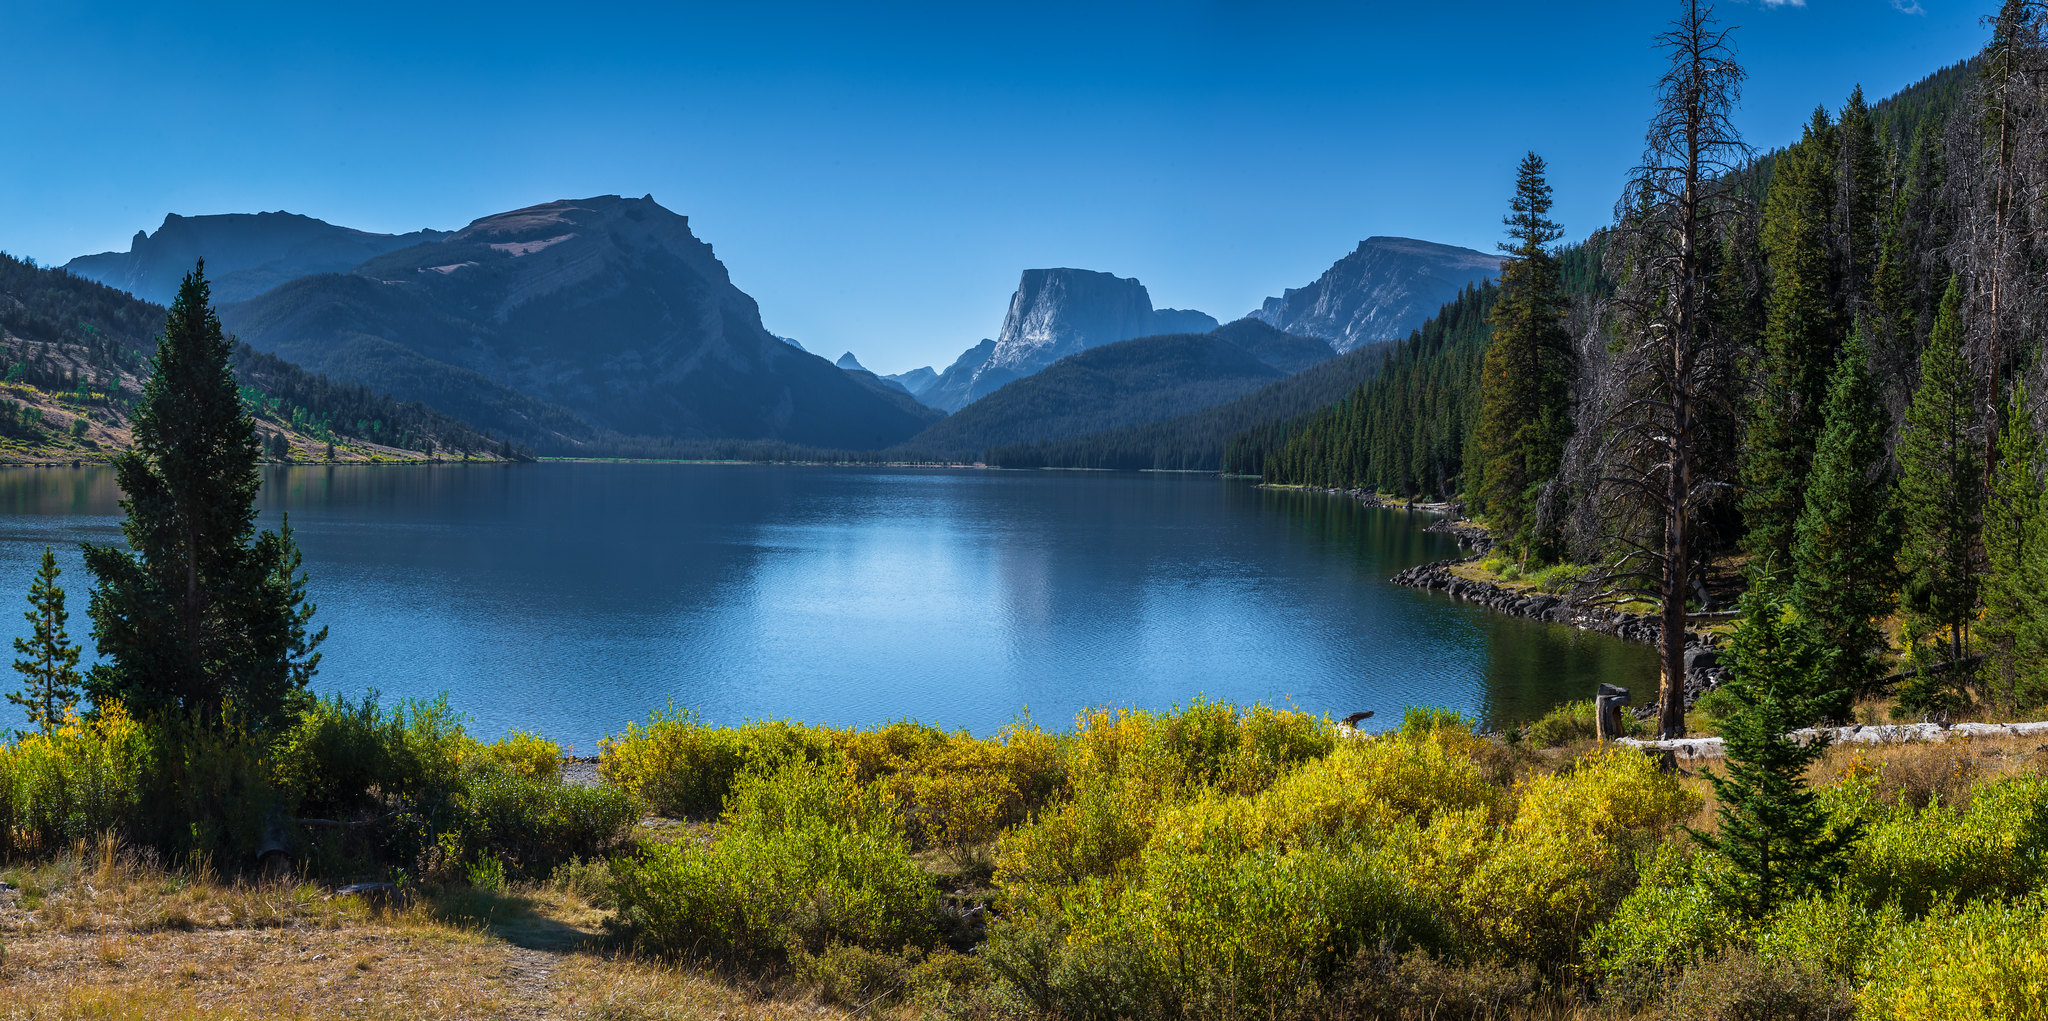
1596, 683, 1631, 742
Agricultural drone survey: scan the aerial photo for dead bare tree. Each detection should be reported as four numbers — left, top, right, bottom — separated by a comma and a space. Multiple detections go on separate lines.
1961, 1, 2048, 460
1590, 0, 1752, 739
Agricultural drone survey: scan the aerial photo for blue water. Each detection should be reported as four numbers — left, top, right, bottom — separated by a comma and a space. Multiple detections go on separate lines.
0, 464, 1653, 748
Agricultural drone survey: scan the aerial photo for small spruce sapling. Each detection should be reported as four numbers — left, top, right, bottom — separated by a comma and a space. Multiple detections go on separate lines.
1692, 571, 1862, 920
9, 546, 82, 733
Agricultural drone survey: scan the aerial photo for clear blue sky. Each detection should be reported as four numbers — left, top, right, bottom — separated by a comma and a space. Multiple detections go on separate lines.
0, 1, 1989, 374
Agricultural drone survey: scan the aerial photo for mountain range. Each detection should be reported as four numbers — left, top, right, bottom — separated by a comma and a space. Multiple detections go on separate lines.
60, 199, 1501, 460
1249, 236, 1500, 352
198, 196, 940, 451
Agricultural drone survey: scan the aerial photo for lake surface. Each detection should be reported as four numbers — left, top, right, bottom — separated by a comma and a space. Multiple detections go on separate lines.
0, 464, 1655, 748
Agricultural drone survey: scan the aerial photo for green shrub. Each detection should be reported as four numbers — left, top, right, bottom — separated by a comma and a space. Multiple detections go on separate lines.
987, 840, 1424, 1021
1397, 706, 1470, 738
1524, 700, 1599, 747
451, 762, 636, 878
1590, 843, 1740, 977
598, 707, 836, 818
277, 692, 475, 816
0, 703, 152, 855
1858, 893, 2048, 1020
609, 758, 938, 962
1528, 562, 1592, 595
1836, 774, 2048, 916
1694, 686, 1742, 728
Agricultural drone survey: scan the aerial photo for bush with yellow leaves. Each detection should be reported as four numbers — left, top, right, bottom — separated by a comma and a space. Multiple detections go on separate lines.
0, 703, 152, 855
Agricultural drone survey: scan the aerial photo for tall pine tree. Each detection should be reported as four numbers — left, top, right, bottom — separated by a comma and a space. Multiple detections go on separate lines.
9, 546, 82, 734
1896, 278, 1983, 703
1473, 152, 1573, 561
1743, 110, 1842, 568
1981, 378, 2045, 709
1789, 330, 1898, 720
1694, 572, 1863, 920
82, 263, 325, 732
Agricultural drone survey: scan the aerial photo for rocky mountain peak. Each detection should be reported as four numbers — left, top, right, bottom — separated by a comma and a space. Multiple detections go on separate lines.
1250, 236, 1500, 352
945, 268, 1218, 410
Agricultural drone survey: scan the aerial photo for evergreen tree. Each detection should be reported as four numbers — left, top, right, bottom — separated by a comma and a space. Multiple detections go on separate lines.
1981, 378, 2045, 709
1835, 86, 1885, 309
9, 547, 82, 733
1895, 279, 1984, 709
1743, 110, 1842, 569
1694, 573, 1862, 920
1789, 330, 1897, 720
1473, 152, 1573, 561
82, 263, 326, 732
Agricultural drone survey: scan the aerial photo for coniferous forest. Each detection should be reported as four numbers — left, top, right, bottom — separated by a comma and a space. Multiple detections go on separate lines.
1259, 6, 2048, 728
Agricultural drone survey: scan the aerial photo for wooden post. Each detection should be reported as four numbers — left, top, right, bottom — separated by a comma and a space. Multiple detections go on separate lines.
1596, 683, 1631, 743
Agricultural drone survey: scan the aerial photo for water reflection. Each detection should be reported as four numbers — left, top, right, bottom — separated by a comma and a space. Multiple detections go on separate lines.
0, 464, 1656, 745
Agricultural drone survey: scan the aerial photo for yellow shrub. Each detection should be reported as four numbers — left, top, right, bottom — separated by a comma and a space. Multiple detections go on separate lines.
1509, 746, 1701, 841
597, 709, 835, 818
1858, 893, 2048, 1020
1066, 699, 1332, 801
1392, 748, 1700, 970
831, 720, 953, 785
0, 704, 154, 855
995, 769, 1159, 901
480, 729, 563, 782
887, 738, 1024, 869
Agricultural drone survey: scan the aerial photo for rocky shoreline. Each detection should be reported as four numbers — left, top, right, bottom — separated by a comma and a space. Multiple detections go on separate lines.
1289, 485, 1730, 706
1389, 554, 1729, 708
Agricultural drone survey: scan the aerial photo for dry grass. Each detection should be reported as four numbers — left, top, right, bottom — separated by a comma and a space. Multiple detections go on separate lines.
0, 840, 846, 1020
1663, 728, 2048, 836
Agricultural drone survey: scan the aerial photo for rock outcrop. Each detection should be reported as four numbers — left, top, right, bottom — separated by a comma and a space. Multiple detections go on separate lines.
1250, 237, 1501, 352
924, 269, 1219, 411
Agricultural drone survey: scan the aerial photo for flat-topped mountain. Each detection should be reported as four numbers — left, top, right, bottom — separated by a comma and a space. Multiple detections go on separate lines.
218, 195, 941, 449
65, 211, 449, 306
1250, 237, 1500, 352
924, 268, 1218, 411
897, 318, 1333, 459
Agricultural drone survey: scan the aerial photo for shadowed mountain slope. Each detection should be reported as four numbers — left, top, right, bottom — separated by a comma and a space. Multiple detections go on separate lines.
218, 195, 941, 450
896, 319, 1332, 459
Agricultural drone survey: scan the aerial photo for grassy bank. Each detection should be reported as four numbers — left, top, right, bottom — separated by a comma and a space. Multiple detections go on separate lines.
5, 697, 2047, 1019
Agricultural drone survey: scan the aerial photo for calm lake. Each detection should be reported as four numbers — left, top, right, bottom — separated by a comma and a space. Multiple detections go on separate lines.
0, 464, 1654, 748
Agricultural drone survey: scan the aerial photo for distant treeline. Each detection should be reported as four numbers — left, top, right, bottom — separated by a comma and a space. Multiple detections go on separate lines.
1254, 239, 1611, 494
975, 341, 1391, 471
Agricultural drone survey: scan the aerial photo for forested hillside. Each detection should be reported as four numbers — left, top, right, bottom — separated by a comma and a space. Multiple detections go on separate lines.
894, 321, 1331, 461
1250, 18, 2048, 730
981, 338, 1396, 471
1255, 240, 1609, 493
1256, 57, 1973, 504
0, 253, 521, 462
